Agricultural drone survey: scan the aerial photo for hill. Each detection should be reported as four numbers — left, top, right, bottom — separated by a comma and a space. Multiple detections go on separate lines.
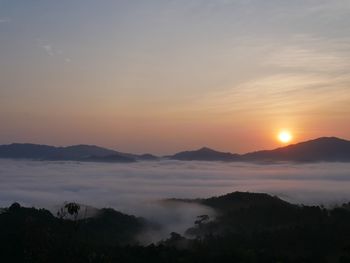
242, 137, 350, 162
3, 193, 350, 262
200, 191, 293, 211
169, 147, 240, 161
0, 143, 157, 162
169, 137, 350, 162
1, 137, 350, 163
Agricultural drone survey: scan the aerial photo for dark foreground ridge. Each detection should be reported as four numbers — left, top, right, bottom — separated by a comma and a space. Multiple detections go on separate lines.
2, 191, 350, 262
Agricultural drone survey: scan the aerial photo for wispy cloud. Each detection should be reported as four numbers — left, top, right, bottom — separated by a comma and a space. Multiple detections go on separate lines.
266, 47, 350, 72
42, 44, 55, 56
1, 159, 350, 209
175, 33, 350, 122
37, 39, 72, 63
185, 73, 350, 119
264, 35, 350, 73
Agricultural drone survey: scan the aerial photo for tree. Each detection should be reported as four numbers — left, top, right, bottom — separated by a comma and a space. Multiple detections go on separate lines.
57, 202, 80, 221
194, 215, 210, 227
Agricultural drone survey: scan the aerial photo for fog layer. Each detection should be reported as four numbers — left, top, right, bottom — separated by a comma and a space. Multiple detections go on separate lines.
1, 159, 350, 238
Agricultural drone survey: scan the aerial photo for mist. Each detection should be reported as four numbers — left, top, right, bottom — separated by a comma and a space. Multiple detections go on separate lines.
1, 159, 350, 240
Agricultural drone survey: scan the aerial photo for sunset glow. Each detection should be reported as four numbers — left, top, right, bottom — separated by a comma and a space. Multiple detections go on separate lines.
1, 2, 350, 260
0, 1, 350, 154
278, 131, 293, 144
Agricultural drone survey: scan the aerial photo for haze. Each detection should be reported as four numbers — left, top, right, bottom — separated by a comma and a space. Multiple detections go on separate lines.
1, 1, 350, 154
2, 159, 350, 209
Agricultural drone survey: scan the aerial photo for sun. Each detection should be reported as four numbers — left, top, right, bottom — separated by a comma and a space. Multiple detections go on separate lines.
278, 131, 293, 144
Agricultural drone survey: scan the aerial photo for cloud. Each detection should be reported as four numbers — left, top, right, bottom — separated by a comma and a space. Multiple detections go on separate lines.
1, 159, 350, 208
174, 34, 350, 121
266, 47, 350, 73
42, 44, 55, 56
264, 35, 350, 73
1, 159, 350, 241
181, 73, 350, 120
37, 39, 72, 62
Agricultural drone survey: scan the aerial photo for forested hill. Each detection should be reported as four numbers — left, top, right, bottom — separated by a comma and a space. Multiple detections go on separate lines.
2, 192, 350, 262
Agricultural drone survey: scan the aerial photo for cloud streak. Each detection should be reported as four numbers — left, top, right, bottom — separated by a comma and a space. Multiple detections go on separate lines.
177, 34, 350, 126
37, 39, 72, 63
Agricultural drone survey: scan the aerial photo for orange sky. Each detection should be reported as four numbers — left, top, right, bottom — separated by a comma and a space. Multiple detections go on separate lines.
0, 1, 350, 154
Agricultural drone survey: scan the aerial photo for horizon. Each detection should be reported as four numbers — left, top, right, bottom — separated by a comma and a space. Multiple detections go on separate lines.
0, 0, 350, 263
2, 2, 350, 260
1, 1, 350, 154
2, 135, 349, 155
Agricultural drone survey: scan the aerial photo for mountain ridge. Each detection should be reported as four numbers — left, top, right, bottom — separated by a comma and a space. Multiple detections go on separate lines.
169, 146, 240, 161
241, 137, 350, 162
0, 143, 157, 162
1, 136, 350, 163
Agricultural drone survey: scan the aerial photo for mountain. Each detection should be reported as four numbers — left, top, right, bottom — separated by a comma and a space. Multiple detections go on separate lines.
241, 137, 350, 162
0, 143, 120, 161
0, 143, 155, 162
4, 193, 350, 262
169, 137, 350, 162
84, 154, 136, 163
0, 202, 147, 250
119, 152, 159, 161
169, 147, 240, 161
1, 137, 350, 163
0, 143, 59, 160
200, 191, 293, 211
168, 191, 293, 212
136, 153, 159, 161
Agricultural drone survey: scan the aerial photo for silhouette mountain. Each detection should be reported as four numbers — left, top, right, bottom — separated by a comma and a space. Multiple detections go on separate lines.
200, 191, 293, 211
1, 137, 350, 162
169, 147, 240, 161
137, 153, 159, 161
169, 137, 350, 162
241, 137, 350, 162
168, 191, 292, 211
84, 154, 136, 163
0, 143, 155, 162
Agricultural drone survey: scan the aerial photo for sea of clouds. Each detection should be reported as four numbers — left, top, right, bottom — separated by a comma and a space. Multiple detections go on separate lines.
1, 159, 350, 240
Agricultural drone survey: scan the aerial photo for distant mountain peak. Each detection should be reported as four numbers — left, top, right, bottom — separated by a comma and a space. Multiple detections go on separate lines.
197, 147, 216, 152
170, 146, 239, 161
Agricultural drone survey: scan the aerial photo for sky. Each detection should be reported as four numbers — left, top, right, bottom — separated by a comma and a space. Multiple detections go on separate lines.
0, 0, 350, 154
